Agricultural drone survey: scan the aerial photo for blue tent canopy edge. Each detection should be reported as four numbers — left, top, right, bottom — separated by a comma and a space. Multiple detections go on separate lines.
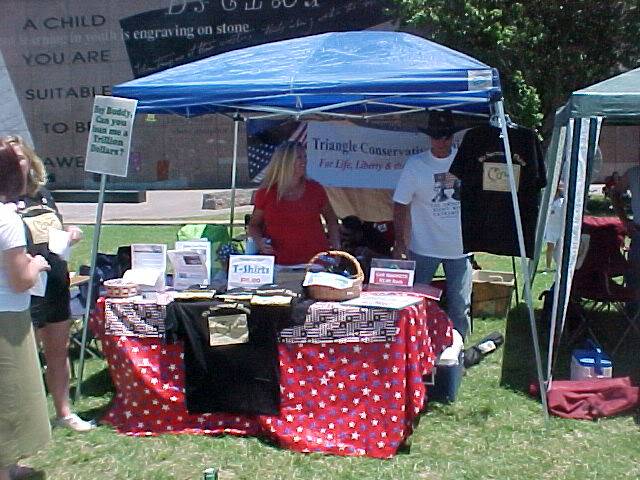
112, 31, 502, 117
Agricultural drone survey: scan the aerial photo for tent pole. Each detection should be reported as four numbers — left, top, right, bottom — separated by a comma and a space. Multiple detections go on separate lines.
511, 256, 519, 304
74, 173, 108, 402
529, 119, 567, 285
229, 114, 242, 238
495, 100, 549, 421
546, 119, 575, 386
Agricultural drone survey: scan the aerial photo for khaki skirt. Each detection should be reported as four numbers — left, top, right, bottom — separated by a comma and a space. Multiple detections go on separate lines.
0, 309, 51, 468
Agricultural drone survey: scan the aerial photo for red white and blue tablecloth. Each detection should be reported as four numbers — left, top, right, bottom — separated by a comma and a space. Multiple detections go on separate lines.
94, 295, 452, 459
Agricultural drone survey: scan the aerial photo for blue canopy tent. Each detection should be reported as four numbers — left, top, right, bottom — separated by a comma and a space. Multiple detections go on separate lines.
78, 31, 548, 417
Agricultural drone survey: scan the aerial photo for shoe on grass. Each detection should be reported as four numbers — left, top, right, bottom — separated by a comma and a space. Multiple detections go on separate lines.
9, 464, 36, 480
54, 413, 96, 432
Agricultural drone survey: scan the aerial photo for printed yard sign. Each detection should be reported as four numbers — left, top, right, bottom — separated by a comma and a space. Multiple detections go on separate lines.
85, 95, 138, 177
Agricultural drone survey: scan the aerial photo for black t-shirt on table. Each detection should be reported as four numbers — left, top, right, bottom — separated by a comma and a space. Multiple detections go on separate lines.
449, 125, 546, 258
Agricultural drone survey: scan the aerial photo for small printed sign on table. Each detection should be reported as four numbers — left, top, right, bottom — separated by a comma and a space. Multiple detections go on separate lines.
227, 255, 275, 289
369, 258, 416, 287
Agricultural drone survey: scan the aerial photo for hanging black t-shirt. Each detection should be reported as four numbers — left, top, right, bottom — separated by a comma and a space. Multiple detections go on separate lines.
449, 125, 546, 258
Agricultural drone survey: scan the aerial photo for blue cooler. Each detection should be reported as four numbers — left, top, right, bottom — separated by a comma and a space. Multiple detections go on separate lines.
428, 352, 464, 403
570, 341, 613, 380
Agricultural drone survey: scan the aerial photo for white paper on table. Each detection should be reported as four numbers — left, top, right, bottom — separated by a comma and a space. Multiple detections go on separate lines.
123, 267, 165, 291
131, 244, 167, 271
29, 271, 47, 297
167, 249, 209, 290
48, 228, 72, 261
341, 292, 421, 310
175, 240, 211, 280
302, 271, 355, 289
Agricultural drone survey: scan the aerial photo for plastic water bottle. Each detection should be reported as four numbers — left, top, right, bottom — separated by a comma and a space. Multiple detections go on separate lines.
245, 237, 258, 255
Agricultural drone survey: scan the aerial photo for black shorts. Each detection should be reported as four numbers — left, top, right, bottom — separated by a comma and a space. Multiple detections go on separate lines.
31, 258, 71, 329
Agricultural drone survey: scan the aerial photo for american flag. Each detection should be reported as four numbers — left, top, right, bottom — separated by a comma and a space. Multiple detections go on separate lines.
247, 121, 307, 183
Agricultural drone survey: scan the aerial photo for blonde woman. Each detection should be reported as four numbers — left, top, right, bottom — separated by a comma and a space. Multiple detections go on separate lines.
248, 142, 340, 265
7, 136, 93, 432
0, 139, 51, 480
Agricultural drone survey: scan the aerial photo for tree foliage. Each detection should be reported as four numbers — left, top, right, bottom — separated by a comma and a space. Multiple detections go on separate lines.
393, 0, 640, 134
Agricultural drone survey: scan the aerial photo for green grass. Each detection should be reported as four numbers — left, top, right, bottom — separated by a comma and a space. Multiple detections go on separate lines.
25, 226, 640, 480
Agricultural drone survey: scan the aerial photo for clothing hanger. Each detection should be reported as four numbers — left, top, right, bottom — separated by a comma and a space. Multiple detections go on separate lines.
489, 112, 517, 129
488, 102, 517, 129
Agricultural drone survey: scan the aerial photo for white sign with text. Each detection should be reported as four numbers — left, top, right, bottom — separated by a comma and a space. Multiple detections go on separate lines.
85, 95, 138, 177
227, 255, 275, 290
369, 258, 416, 287
306, 121, 426, 188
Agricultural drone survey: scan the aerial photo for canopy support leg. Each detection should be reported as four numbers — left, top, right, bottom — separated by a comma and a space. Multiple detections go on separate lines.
495, 100, 549, 421
75, 173, 107, 402
228, 114, 245, 239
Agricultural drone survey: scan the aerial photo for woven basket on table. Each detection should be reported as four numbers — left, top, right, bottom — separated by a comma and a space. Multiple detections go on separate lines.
305, 250, 364, 301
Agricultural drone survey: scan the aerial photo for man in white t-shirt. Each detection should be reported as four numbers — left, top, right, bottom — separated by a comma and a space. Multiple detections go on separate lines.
393, 110, 472, 337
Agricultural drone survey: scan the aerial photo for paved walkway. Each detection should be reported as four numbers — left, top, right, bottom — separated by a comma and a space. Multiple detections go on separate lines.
58, 184, 606, 224
58, 189, 253, 224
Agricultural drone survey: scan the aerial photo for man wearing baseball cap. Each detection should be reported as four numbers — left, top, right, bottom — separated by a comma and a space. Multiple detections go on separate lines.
393, 110, 472, 337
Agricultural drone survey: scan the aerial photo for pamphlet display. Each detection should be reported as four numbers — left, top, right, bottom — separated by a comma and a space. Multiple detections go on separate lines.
123, 244, 167, 291
167, 250, 209, 291
175, 239, 212, 280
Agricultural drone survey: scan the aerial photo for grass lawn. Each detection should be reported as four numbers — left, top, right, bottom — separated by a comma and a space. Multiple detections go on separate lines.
25, 225, 640, 480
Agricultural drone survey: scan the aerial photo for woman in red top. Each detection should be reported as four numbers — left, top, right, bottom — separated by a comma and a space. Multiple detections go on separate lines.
248, 142, 340, 265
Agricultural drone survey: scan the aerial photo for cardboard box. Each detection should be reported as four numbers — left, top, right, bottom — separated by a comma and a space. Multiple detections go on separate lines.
472, 270, 515, 318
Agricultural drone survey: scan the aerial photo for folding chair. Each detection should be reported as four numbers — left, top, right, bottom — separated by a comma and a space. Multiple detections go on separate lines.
569, 217, 640, 353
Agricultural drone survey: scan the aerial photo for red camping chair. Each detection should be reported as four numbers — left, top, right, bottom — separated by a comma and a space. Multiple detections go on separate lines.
569, 216, 640, 353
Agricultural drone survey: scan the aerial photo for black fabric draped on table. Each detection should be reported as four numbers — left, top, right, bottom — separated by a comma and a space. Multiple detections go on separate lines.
165, 296, 311, 415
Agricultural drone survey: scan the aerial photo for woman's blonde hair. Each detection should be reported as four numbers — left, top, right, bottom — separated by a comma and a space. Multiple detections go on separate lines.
261, 142, 304, 200
5, 135, 47, 196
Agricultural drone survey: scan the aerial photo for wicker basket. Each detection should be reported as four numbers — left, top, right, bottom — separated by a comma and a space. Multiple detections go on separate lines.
305, 250, 364, 301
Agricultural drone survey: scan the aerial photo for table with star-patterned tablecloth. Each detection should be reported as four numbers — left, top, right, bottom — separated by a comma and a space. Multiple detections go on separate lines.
94, 295, 452, 459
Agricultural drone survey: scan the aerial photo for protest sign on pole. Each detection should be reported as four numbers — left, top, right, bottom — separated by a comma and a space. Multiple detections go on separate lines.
85, 95, 138, 177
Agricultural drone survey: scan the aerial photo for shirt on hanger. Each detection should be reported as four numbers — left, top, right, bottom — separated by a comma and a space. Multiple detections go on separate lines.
449, 125, 546, 258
